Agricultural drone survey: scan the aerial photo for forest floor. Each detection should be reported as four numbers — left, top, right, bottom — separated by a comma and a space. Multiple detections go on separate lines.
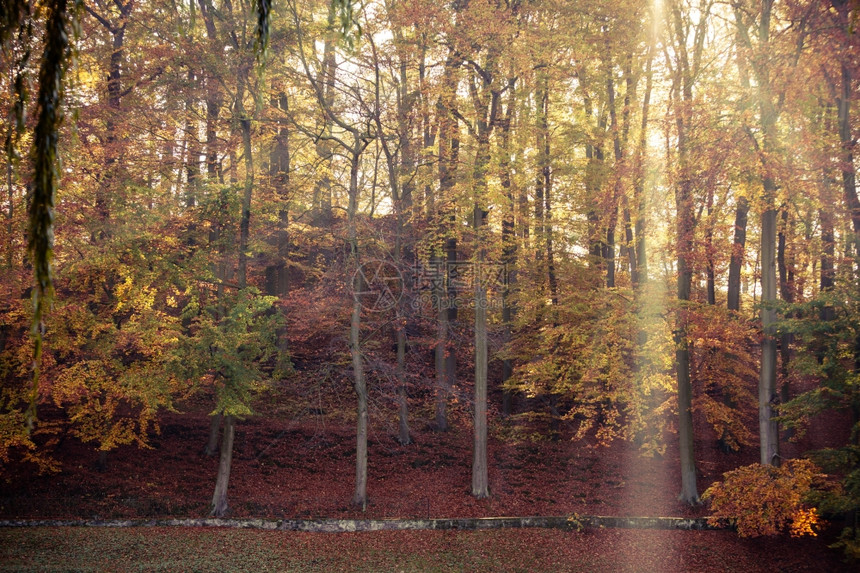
0, 397, 854, 572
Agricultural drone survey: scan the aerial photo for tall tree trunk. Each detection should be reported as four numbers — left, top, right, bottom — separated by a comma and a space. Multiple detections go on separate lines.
760, 204, 779, 465
183, 67, 199, 209
266, 92, 290, 298
675, 158, 698, 504
833, 2, 860, 428
583, 82, 607, 277
777, 208, 795, 411
756, 0, 780, 467
236, 98, 253, 287
434, 250, 449, 430
419, 44, 436, 217
470, 66, 497, 499
819, 160, 836, 326
434, 55, 459, 431
633, 34, 655, 286
838, 61, 860, 247
499, 78, 517, 417
540, 82, 558, 306
348, 140, 369, 507
205, 80, 221, 180
312, 7, 337, 221
705, 186, 716, 305
472, 204, 489, 499
669, 0, 710, 504
395, 221, 411, 446
727, 196, 749, 312
351, 292, 368, 508
534, 75, 546, 271
85, 0, 132, 232
604, 39, 624, 289
5, 153, 12, 268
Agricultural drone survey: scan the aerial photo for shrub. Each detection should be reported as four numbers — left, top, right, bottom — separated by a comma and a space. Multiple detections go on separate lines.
703, 459, 822, 537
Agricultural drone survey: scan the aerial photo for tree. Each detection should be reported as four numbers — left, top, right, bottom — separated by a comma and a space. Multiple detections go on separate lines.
292, 0, 374, 506
665, 0, 713, 504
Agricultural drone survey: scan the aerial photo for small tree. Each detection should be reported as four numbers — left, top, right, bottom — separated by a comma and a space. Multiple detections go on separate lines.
177, 286, 282, 516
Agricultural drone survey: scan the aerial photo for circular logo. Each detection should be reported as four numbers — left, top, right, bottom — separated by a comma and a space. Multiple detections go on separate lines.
352, 259, 403, 312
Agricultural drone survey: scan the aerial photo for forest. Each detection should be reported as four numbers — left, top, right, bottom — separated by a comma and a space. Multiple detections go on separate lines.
2, 0, 860, 566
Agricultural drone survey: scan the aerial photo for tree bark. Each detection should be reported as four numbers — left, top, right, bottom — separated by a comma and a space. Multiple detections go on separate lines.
838, 60, 860, 246
705, 186, 716, 305
210, 414, 235, 517
669, 0, 709, 504
633, 26, 656, 286
235, 62, 253, 291
434, 251, 449, 430
395, 227, 411, 446
726, 196, 749, 312
583, 81, 606, 276
777, 209, 795, 412
469, 62, 497, 499
204, 413, 222, 457
266, 92, 290, 298
760, 206, 779, 465
344, 137, 370, 506
499, 78, 517, 417
351, 295, 368, 507
472, 206, 489, 499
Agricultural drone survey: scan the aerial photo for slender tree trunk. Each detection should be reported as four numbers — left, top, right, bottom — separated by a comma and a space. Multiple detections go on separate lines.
541, 88, 558, 307
727, 196, 749, 312
534, 75, 546, 270
205, 81, 221, 180
669, 0, 706, 503
584, 84, 607, 276
760, 205, 779, 465
499, 78, 517, 417
419, 44, 436, 217
311, 9, 337, 221
777, 208, 795, 412
183, 68, 199, 209
6, 153, 13, 268
838, 61, 860, 248
266, 92, 290, 298
604, 41, 624, 289
210, 414, 235, 516
87, 1, 132, 232
820, 166, 836, 326
472, 206, 489, 499
434, 251, 449, 430
346, 136, 370, 508
395, 221, 411, 446
351, 295, 368, 507
434, 59, 458, 430
347, 142, 368, 509
237, 113, 253, 290
676, 167, 698, 504
755, 0, 781, 467
470, 66, 497, 499
633, 38, 654, 286
706, 187, 716, 305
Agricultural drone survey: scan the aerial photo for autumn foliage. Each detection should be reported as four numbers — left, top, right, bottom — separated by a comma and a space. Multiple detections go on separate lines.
704, 459, 822, 538
3, 0, 860, 564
